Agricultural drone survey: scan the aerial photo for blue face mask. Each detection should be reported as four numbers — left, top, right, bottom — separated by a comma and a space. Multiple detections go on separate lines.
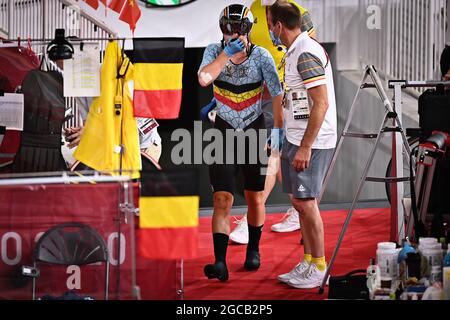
270, 28, 282, 47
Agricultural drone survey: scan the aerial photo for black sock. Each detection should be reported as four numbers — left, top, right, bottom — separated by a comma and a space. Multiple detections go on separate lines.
213, 233, 229, 264
247, 224, 263, 253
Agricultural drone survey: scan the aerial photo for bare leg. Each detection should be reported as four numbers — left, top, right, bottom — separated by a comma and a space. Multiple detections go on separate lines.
212, 192, 234, 234
292, 198, 324, 258
204, 191, 234, 281
263, 154, 281, 203
246, 190, 265, 227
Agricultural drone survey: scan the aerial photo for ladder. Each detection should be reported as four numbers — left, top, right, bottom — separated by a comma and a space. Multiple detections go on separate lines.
318, 65, 412, 294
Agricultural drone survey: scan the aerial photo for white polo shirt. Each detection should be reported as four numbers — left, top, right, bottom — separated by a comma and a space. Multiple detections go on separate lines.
283, 32, 337, 149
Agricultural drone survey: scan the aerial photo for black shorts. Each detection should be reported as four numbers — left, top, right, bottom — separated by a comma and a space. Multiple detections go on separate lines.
209, 115, 267, 195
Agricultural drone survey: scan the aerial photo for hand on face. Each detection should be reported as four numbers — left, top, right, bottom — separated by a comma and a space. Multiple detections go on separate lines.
223, 33, 248, 58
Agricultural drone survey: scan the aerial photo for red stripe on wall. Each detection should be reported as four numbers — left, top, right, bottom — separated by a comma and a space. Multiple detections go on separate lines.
134, 90, 182, 119
137, 226, 198, 260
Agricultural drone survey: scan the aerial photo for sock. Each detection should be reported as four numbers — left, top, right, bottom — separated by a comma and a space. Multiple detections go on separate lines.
247, 224, 263, 252
303, 254, 312, 263
312, 256, 327, 271
213, 233, 229, 264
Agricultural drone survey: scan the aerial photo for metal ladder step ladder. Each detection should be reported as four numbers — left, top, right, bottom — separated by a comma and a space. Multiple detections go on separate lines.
318, 65, 412, 294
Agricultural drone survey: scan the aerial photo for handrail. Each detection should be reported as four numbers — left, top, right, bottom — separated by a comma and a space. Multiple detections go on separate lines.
58, 0, 117, 37
0, 0, 118, 39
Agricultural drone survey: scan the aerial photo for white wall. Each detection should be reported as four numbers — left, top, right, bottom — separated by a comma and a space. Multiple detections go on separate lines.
78, 0, 254, 47
77, 0, 362, 69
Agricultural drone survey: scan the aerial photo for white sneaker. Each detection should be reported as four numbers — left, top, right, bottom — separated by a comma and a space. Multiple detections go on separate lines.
277, 260, 310, 283
271, 207, 301, 233
229, 215, 248, 244
287, 263, 328, 289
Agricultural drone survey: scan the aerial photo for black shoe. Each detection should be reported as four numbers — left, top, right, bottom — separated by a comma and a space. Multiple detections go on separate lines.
244, 250, 260, 271
204, 261, 229, 282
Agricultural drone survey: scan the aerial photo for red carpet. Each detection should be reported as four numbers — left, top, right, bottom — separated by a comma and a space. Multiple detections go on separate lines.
184, 208, 390, 300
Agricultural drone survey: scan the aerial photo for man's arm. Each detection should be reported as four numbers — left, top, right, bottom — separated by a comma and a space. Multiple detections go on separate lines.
272, 94, 284, 129
292, 85, 329, 172
292, 51, 328, 171
64, 126, 84, 149
300, 85, 329, 148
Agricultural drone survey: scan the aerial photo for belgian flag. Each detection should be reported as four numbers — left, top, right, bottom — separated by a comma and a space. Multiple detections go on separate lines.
132, 38, 185, 119
138, 168, 199, 260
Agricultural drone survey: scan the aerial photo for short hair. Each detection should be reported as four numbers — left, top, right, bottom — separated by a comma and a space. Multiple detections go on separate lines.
269, 0, 302, 30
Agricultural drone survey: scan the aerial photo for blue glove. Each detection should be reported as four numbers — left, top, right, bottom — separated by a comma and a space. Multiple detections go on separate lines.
223, 39, 245, 57
200, 98, 217, 121
267, 128, 285, 152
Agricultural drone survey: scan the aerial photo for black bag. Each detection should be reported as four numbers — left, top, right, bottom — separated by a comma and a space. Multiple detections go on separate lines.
418, 88, 450, 139
418, 88, 450, 217
328, 269, 369, 300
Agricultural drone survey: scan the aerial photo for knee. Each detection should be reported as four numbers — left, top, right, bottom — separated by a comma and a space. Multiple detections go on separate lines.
245, 191, 264, 208
292, 198, 316, 215
213, 192, 234, 211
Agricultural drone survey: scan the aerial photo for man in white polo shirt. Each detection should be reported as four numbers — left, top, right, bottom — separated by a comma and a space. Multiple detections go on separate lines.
267, 0, 337, 289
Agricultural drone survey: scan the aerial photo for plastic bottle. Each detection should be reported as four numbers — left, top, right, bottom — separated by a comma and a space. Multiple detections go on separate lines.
377, 242, 397, 281
420, 243, 444, 278
367, 257, 381, 289
430, 266, 442, 284
419, 238, 438, 245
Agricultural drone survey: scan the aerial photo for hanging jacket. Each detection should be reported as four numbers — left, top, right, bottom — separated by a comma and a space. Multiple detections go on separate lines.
74, 41, 141, 178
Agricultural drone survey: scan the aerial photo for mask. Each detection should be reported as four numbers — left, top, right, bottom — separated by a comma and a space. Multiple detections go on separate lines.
270, 28, 282, 47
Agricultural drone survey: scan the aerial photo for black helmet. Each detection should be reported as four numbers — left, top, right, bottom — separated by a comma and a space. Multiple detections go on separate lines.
219, 4, 254, 36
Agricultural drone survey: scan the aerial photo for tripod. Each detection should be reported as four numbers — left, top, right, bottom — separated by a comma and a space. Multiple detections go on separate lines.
318, 66, 412, 294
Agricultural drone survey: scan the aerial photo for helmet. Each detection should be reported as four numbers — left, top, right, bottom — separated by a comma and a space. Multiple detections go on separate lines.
219, 4, 254, 36
47, 29, 74, 61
